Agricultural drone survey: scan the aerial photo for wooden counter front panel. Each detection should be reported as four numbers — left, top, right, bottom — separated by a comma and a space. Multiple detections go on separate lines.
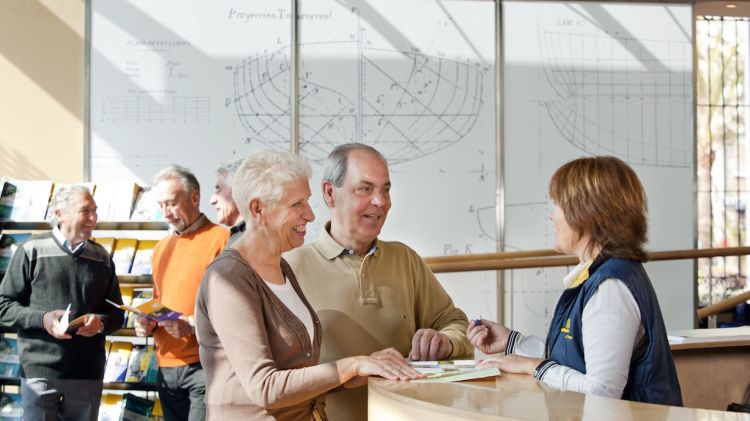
672, 345, 750, 410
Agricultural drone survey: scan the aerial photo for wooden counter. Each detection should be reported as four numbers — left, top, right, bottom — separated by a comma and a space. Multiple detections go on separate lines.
670, 327, 750, 410
369, 373, 750, 420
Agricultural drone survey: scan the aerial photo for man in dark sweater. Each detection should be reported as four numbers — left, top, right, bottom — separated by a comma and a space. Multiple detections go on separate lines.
0, 185, 124, 421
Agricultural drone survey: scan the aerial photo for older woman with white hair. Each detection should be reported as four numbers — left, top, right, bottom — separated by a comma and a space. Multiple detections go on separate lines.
194, 149, 422, 420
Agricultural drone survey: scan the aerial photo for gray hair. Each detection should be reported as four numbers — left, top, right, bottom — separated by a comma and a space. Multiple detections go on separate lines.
153, 164, 200, 195
322, 143, 387, 187
48, 184, 93, 226
215, 159, 243, 186
232, 150, 311, 227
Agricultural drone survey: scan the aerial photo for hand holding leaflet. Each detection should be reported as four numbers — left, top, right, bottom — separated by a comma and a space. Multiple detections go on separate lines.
43, 309, 71, 339
106, 299, 181, 322
57, 304, 88, 334
58, 304, 71, 332
64, 315, 91, 334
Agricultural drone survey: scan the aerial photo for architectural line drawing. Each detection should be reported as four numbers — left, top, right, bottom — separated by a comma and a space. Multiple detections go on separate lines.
538, 28, 691, 168
101, 95, 210, 124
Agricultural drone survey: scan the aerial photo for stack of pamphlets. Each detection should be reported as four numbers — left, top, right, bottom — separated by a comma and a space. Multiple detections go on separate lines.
0, 337, 20, 377
408, 359, 500, 382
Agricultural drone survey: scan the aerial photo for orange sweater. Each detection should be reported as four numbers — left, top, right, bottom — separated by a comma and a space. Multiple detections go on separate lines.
152, 219, 229, 367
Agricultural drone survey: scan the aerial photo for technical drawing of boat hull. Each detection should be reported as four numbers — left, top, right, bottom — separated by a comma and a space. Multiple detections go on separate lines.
539, 28, 691, 168
231, 42, 488, 163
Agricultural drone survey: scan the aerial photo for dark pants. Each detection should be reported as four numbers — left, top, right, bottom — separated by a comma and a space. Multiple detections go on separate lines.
157, 363, 206, 421
21, 378, 103, 421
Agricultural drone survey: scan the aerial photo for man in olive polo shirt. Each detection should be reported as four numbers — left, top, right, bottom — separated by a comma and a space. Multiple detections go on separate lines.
284, 143, 472, 420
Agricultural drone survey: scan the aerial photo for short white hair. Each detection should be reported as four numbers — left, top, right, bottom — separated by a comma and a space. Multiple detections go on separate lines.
232, 150, 311, 228
48, 185, 93, 226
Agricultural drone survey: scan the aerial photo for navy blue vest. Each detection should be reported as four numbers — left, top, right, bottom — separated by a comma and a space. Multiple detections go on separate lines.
544, 257, 682, 406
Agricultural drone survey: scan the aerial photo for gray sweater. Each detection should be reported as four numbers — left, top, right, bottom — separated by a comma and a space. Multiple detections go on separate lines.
0, 232, 124, 379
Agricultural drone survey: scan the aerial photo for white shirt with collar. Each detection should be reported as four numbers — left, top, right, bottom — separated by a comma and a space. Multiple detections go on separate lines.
52, 225, 87, 254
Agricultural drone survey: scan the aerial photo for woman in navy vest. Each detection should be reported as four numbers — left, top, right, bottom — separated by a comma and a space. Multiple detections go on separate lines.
468, 156, 682, 406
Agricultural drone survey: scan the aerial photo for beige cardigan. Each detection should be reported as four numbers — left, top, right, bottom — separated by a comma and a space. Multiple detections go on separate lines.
195, 249, 340, 420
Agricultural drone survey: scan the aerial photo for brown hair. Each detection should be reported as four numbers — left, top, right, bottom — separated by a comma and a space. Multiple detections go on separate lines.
548, 156, 648, 262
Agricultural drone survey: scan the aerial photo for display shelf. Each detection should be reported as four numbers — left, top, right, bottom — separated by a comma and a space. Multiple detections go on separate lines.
111, 328, 137, 337
0, 376, 157, 391
103, 382, 157, 392
0, 376, 19, 386
0, 221, 50, 231
0, 326, 140, 338
0, 221, 168, 231
118, 275, 153, 288
0, 327, 155, 392
94, 222, 169, 231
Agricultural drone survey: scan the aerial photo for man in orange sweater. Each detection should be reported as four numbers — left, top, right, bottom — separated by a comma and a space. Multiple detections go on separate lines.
135, 165, 229, 421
